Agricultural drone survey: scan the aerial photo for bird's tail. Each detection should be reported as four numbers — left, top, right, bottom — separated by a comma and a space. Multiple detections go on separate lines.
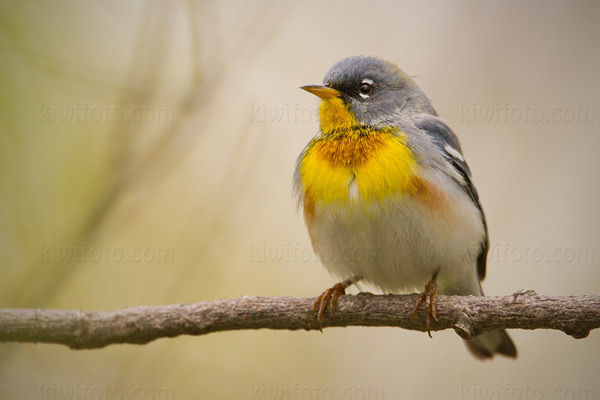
455, 280, 517, 360
465, 329, 517, 360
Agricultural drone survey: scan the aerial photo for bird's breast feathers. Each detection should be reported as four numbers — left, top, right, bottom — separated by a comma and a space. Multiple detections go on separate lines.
298, 128, 450, 219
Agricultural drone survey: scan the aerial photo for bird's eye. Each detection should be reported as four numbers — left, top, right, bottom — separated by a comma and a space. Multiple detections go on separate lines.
358, 79, 373, 97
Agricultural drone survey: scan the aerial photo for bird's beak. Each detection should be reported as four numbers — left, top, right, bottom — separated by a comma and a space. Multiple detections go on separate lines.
300, 85, 340, 99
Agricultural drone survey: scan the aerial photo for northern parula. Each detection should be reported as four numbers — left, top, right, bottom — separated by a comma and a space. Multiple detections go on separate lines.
294, 56, 516, 359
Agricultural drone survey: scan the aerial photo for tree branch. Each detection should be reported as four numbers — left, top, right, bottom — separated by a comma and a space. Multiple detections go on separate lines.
0, 291, 598, 350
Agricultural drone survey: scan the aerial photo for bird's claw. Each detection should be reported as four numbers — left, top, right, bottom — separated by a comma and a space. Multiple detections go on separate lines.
312, 283, 347, 332
411, 278, 438, 338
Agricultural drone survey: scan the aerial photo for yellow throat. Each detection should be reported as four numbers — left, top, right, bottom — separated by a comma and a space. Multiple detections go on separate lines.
300, 97, 422, 216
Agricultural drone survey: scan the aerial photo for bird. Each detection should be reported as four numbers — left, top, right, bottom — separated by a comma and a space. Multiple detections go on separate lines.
293, 55, 516, 359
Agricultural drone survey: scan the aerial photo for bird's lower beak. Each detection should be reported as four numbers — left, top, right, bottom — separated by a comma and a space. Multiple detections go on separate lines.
300, 85, 341, 99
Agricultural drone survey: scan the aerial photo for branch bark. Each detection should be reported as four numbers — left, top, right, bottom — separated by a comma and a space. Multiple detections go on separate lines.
0, 291, 598, 350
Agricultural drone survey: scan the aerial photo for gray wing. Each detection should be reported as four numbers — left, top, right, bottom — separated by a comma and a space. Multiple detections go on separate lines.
414, 115, 489, 280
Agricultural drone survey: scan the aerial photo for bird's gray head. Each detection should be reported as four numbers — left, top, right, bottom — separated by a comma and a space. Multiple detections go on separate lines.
302, 56, 436, 130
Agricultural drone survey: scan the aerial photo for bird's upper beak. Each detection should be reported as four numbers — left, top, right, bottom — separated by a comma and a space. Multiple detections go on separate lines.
300, 84, 340, 99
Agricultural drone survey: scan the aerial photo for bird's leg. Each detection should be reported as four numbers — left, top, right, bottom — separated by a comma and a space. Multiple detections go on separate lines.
411, 272, 439, 338
312, 276, 361, 332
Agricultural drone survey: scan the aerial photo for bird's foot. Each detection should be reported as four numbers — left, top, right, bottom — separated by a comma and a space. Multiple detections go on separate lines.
312, 276, 361, 332
411, 276, 438, 338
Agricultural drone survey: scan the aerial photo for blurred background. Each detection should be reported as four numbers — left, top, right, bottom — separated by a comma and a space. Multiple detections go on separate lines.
1, 1, 599, 399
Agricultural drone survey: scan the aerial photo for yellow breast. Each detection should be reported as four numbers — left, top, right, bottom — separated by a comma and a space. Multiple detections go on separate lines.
299, 126, 421, 217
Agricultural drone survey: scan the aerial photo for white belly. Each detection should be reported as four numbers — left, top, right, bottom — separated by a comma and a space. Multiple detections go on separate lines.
306, 171, 485, 296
